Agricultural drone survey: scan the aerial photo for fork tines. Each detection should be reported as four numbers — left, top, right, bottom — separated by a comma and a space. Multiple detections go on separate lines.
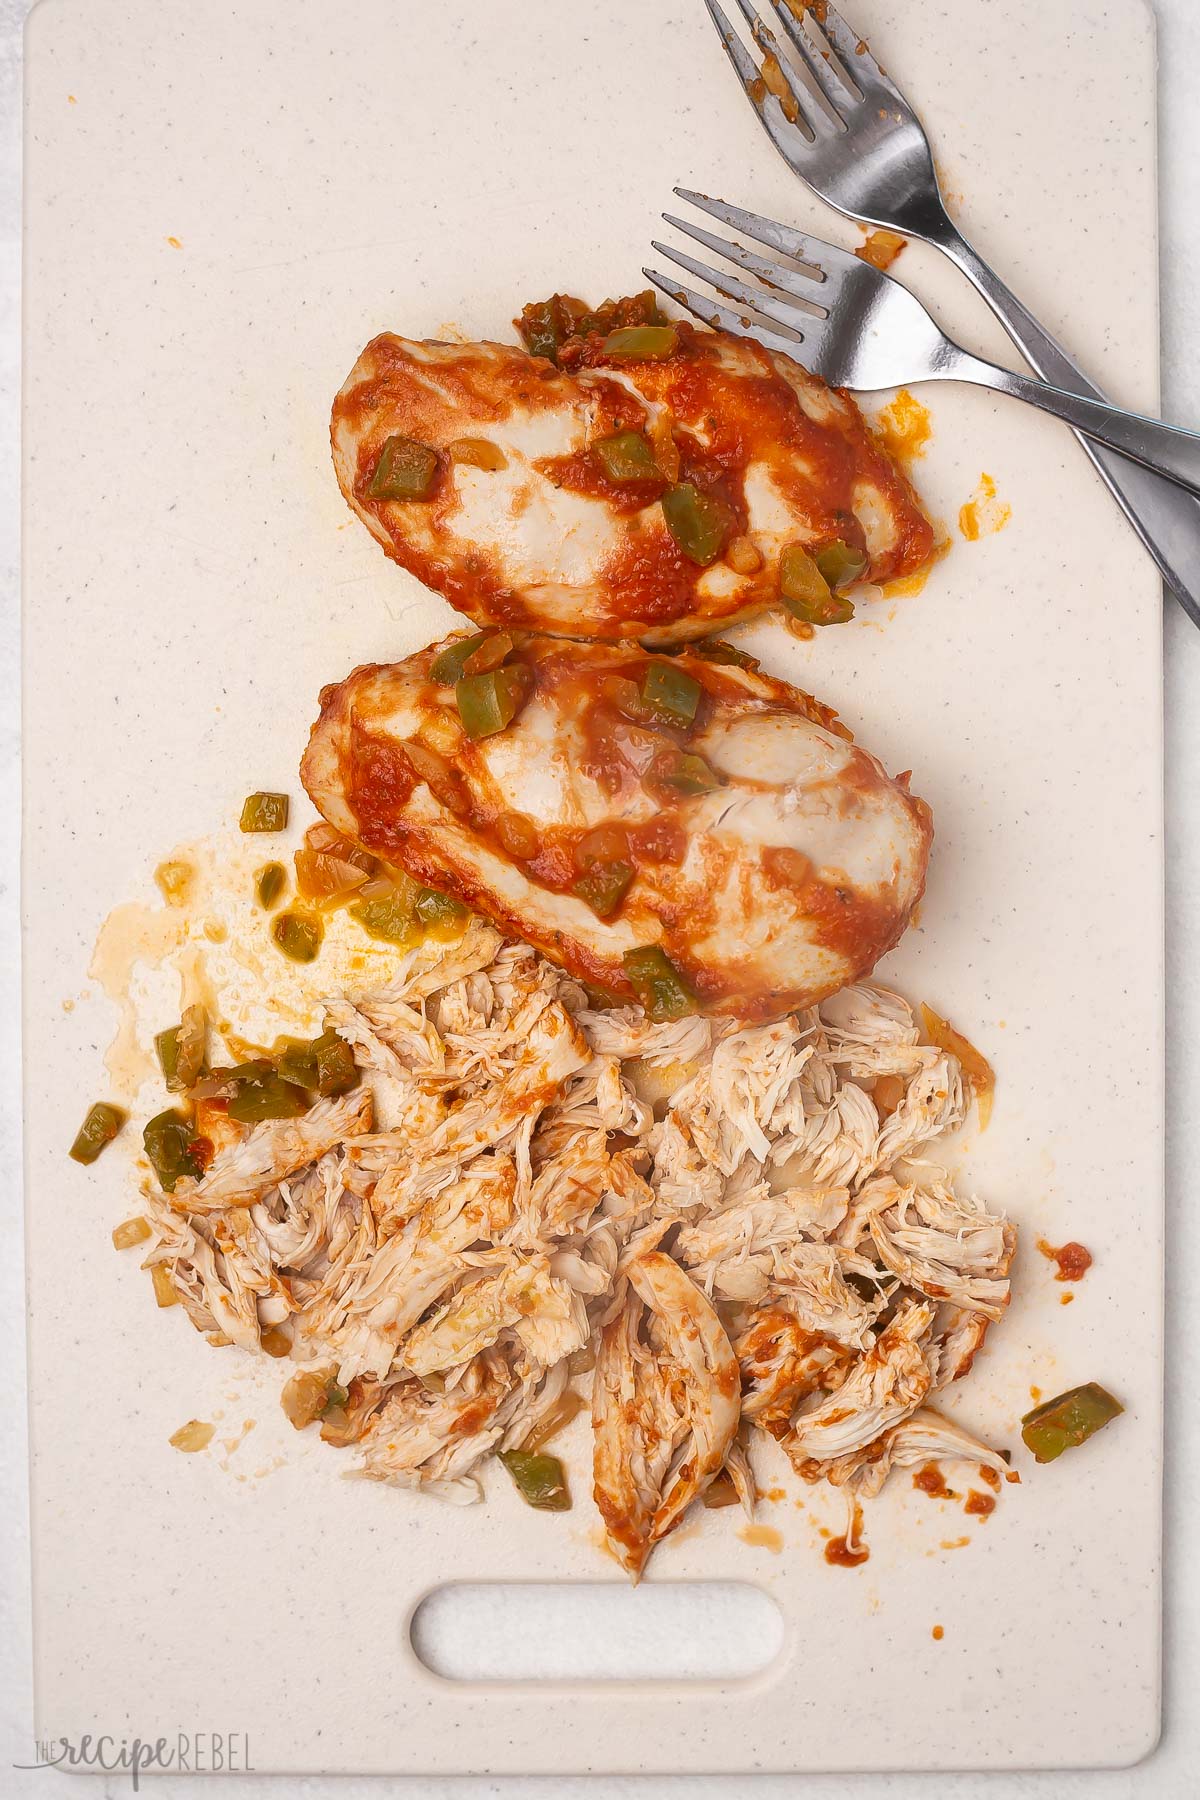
702, 0, 898, 141
644, 188, 872, 356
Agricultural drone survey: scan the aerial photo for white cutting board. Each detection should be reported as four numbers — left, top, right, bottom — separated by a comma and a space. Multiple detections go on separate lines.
22, 0, 1163, 1774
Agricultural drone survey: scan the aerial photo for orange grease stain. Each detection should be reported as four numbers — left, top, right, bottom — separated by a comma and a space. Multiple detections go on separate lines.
873, 389, 933, 463
738, 1524, 784, 1553
958, 472, 1011, 540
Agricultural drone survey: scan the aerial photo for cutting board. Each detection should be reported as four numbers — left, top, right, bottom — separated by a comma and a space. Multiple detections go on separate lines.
22, 0, 1163, 1773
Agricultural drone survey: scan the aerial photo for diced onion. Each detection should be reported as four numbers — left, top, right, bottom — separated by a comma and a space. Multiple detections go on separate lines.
447, 436, 508, 471
280, 1365, 336, 1430
151, 1264, 179, 1308
294, 849, 372, 905
169, 1419, 215, 1453
112, 1216, 151, 1251
726, 534, 762, 575
403, 739, 470, 813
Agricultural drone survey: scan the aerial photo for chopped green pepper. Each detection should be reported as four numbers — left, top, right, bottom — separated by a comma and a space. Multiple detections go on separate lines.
70, 1101, 127, 1165
319, 1381, 350, 1417
779, 542, 830, 606
276, 1028, 359, 1098
239, 791, 289, 833
271, 910, 323, 964
498, 1447, 571, 1511
155, 1004, 206, 1092
156, 1025, 182, 1087
779, 543, 854, 626
350, 887, 418, 945
573, 859, 634, 919
1020, 1383, 1123, 1464
313, 1029, 359, 1096
602, 324, 679, 360
143, 1108, 205, 1192
455, 663, 533, 739
814, 538, 869, 591
583, 982, 626, 1010
593, 430, 660, 483
692, 638, 759, 670
640, 660, 702, 727
273, 1037, 318, 1089
784, 588, 854, 627
254, 861, 287, 909
414, 887, 468, 928
227, 1068, 310, 1124
622, 945, 698, 1021
430, 632, 491, 686
661, 482, 732, 566
461, 631, 515, 675
368, 434, 440, 501
658, 751, 722, 795
515, 293, 581, 364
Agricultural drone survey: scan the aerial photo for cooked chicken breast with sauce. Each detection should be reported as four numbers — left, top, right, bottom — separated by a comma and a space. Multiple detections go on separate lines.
331, 293, 934, 645
301, 633, 931, 1020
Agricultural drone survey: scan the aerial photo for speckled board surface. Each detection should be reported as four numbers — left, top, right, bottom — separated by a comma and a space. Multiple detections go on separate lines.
22, 0, 1163, 1775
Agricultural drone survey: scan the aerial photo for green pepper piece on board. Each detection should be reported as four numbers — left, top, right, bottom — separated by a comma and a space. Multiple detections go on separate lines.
239, 792, 289, 833
498, 1448, 571, 1511
70, 1101, 127, 1165
143, 1109, 204, 1192
1020, 1383, 1124, 1464
271, 910, 323, 964
254, 861, 287, 909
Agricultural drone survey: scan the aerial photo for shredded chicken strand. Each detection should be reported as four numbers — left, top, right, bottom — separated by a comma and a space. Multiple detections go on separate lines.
136, 932, 1013, 1576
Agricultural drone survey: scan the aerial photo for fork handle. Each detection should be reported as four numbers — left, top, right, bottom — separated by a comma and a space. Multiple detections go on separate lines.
944, 348, 1200, 502
938, 223, 1200, 626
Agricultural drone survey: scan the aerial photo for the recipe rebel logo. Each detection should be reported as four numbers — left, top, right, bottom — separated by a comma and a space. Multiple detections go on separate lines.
15, 1730, 254, 1787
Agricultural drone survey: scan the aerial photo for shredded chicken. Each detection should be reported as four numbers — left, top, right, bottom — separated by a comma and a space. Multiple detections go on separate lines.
135, 933, 1013, 1576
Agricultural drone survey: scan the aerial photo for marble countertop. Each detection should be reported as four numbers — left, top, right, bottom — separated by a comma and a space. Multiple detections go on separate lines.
2, 1, 1197, 1795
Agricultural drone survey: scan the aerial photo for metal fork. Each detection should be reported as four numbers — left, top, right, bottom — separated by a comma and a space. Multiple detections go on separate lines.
698, 0, 1200, 625
645, 193, 1200, 498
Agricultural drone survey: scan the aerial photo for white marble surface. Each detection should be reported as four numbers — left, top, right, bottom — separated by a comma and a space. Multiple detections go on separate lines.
2, 0, 1198, 1794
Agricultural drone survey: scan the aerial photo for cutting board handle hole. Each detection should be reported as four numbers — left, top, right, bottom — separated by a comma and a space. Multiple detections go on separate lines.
409, 1580, 784, 1683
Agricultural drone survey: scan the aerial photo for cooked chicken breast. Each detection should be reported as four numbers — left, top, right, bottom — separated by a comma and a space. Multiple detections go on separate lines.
301, 634, 932, 1019
330, 297, 934, 645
